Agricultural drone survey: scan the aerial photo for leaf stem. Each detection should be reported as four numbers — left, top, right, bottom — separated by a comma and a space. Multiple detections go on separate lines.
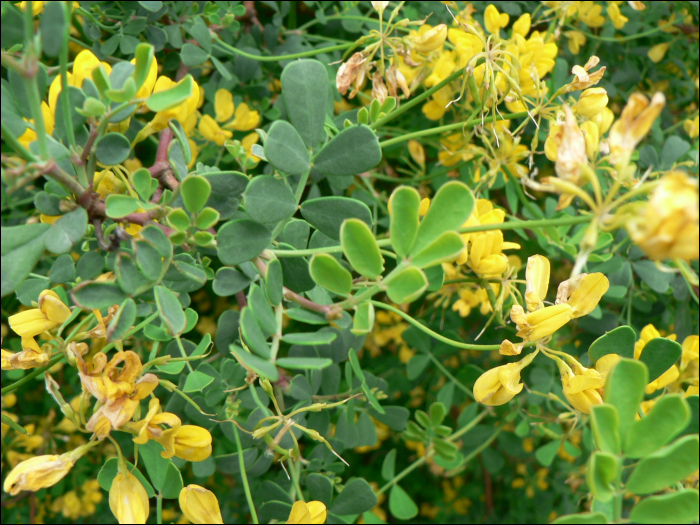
213, 38, 353, 62
233, 425, 259, 524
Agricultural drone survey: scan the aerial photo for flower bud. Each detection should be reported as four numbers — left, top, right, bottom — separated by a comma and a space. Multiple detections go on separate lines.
3, 445, 88, 495
580, 120, 599, 159
411, 24, 447, 54
287, 500, 327, 524
109, 467, 150, 524
179, 484, 224, 524
558, 362, 604, 414
574, 88, 608, 118
474, 352, 537, 406
172, 425, 213, 462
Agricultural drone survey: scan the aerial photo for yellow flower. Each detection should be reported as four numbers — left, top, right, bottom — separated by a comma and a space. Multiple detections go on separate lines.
512, 13, 531, 37
683, 115, 699, 138
648, 43, 670, 63
564, 31, 586, 55
408, 139, 425, 168
474, 352, 537, 406
215, 89, 235, 122
576, 2, 605, 28
411, 24, 448, 54
591, 107, 614, 135
1, 336, 50, 370
179, 485, 224, 524
607, 3, 628, 29
199, 114, 233, 146
149, 76, 201, 132
48, 50, 112, 112
574, 87, 608, 118
554, 105, 587, 184
558, 361, 604, 414
286, 500, 327, 524
94, 169, 126, 198
17, 101, 55, 149
3, 446, 88, 495
484, 5, 509, 34
77, 351, 159, 439
224, 102, 261, 131
130, 55, 159, 99
16, 1, 45, 15
626, 171, 699, 261
8, 290, 71, 338
681, 335, 699, 372
109, 466, 150, 524
580, 121, 599, 159
242, 132, 261, 162
609, 92, 665, 166
565, 56, 606, 93
502, 257, 608, 354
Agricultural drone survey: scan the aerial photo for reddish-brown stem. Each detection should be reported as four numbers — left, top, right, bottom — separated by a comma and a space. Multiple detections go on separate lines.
80, 125, 98, 165
155, 129, 173, 164
235, 291, 248, 309
149, 160, 179, 190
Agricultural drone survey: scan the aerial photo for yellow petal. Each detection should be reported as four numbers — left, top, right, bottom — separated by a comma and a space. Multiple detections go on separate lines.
567, 273, 609, 318
179, 485, 224, 524
8, 309, 55, 338
109, 470, 150, 524
215, 89, 235, 123
39, 289, 71, 323
287, 501, 312, 524
306, 501, 327, 524
525, 255, 550, 312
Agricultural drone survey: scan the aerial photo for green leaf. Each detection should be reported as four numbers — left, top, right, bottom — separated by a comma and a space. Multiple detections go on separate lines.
95, 132, 131, 165
625, 394, 690, 458
197, 171, 248, 220
40, 1, 65, 57
586, 452, 618, 502
138, 440, 171, 491
638, 337, 682, 382
44, 208, 88, 255
249, 284, 277, 335
133, 43, 154, 91
71, 282, 127, 310
183, 371, 215, 392
660, 135, 691, 170
194, 207, 219, 230
535, 441, 560, 467
341, 219, 384, 279
240, 306, 270, 358
230, 344, 278, 381
682, 395, 698, 436
407, 355, 430, 380
429, 402, 447, 426
97, 458, 155, 497
626, 435, 699, 494
387, 266, 428, 304
281, 59, 329, 147
141, 225, 172, 258
410, 231, 465, 269
633, 260, 672, 293
329, 478, 378, 516
212, 267, 251, 297
275, 357, 332, 370
352, 301, 375, 335
369, 406, 409, 431
264, 120, 310, 174
306, 473, 333, 506
590, 404, 621, 455
155, 285, 187, 336
138, 1, 163, 12
217, 219, 271, 266
281, 332, 337, 345
243, 175, 297, 224
309, 253, 352, 295
180, 43, 210, 66
2, 413, 28, 435
552, 512, 609, 524
348, 348, 365, 383
629, 489, 699, 524
389, 484, 419, 520
181, 176, 212, 214
169, 120, 192, 165
1, 224, 50, 297
604, 358, 647, 444
300, 197, 373, 240
146, 75, 193, 111
132, 168, 154, 201
265, 259, 284, 305
390, 186, 421, 258
589, 325, 636, 362
107, 298, 137, 342
382, 449, 397, 481
313, 125, 382, 177
49, 254, 75, 284
411, 181, 475, 255
106, 194, 141, 219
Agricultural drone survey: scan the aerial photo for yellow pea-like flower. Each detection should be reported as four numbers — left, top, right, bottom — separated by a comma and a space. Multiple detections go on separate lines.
609, 92, 665, 167
564, 31, 586, 55
684, 115, 699, 139
484, 5, 509, 34
512, 13, 531, 37
198, 114, 233, 146
680, 335, 699, 371
562, 273, 610, 318
554, 106, 586, 184
225, 102, 261, 132
215, 89, 235, 123
591, 107, 614, 135
558, 362, 604, 414
179, 485, 224, 524
9, 289, 71, 338
645, 365, 680, 394
408, 139, 425, 168
3, 445, 88, 495
474, 352, 537, 406
286, 500, 327, 524
171, 425, 213, 462
648, 42, 670, 63
626, 171, 699, 261
524, 254, 550, 312
109, 468, 150, 524
411, 24, 448, 54
574, 87, 608, 118
580, 120, 599, 159
607, 3, 629, 30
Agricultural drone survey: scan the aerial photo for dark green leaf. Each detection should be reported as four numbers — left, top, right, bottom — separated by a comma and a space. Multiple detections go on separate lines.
217, 219, 271, 265
264, 120, 310, 175
244, 175, 297, 224
71, 282, 127, 310
281, 59, 329, 147
300, 197, 372, 240
626, 435, 699, 494
1, 224, 50, 297
155, 285, 187, 336
313, 125, 381, 177
589, 326, 636, 362
638, 337, 682, 382
329, 477, 377, 516
95, 133, 131, 165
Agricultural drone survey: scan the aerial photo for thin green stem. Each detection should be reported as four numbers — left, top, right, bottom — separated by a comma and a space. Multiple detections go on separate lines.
371, 300, 507, 351
371, 68, 465, 130
214, 38, 354, 62
59, 2, 76, 150
176, 336, 195, 373
459, 426, 502, 465
157, 493, 163, 524
1, 355, 63, 395
233, 425, 259, 524
379, 112, 529, 149
288, 459, 304, 502
565, 22, 675, 43
99, 312, 160, 354
425, 352, 474, 399
377, 409, 489, 494
1, 121, 38, 162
